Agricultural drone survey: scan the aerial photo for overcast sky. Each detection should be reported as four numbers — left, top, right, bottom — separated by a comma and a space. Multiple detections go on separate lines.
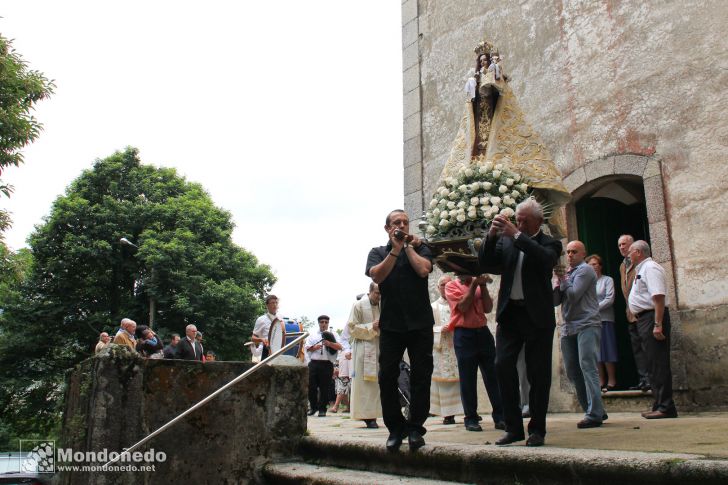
1, 1, 405, 333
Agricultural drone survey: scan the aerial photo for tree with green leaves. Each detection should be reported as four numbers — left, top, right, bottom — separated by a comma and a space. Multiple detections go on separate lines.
0, 33, 54, 234
0, 147, 275, 444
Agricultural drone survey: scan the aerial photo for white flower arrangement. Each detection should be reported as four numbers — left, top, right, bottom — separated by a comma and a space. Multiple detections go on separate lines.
423, 160, 531, 238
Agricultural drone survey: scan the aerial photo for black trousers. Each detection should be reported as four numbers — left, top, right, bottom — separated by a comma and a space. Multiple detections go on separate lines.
308, 360, 334, 412
495, 304, 554, 437
627, 321, 649, 384
379, 327, 433, 435
453, 326, 503, 425
636, 309, 676, 413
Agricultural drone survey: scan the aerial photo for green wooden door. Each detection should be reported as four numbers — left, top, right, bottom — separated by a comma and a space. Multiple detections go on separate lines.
575, 195, 649, 388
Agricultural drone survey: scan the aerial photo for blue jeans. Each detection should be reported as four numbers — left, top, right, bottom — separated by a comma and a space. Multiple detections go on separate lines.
560, 326, 604, 422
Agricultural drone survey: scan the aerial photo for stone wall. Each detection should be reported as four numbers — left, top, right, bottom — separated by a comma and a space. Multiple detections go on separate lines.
57, 346, 307, 484
402, 1, 728, 408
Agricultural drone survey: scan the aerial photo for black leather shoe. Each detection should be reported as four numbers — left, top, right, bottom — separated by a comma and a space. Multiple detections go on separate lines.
408, 431, 426, 451
386, 432, 404, 452
465, 423, 483, 432
526, 433, 545, 447
307, 409, 316, 416
364, 419, 379, 429
494, 421, 506, 430
643, 409, 678, 419
318, 410, 326, 417
442, 416, 456, 425
577, 418, 602, 429
495, 432, 525, 446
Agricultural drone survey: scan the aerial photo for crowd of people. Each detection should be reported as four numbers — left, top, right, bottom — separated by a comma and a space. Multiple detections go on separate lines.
95, 200, 675, 453
95, 319, 217, 362
254, 203, 676, 453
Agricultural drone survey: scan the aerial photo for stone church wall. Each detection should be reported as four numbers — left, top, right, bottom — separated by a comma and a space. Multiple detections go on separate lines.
402, 0, 728, 408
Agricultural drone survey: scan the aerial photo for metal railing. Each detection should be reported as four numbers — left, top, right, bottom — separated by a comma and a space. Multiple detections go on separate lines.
103, 331, 309, 468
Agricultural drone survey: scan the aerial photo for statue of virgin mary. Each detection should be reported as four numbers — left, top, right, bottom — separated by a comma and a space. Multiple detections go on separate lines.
443, 40, 570, 236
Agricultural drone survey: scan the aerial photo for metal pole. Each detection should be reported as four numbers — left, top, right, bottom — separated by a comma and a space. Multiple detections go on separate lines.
102, 331, 309, 468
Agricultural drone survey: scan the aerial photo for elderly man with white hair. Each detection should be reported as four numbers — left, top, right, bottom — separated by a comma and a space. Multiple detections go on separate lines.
112, 318, 137, 352
627, 240, 678, 419
95, 332, 111, 353
177, 324, 204, 361
479, 198, 562, 447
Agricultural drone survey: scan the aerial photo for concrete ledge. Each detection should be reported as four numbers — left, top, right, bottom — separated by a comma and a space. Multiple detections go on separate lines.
263, 462, 465, 485
298, 435, 728, 485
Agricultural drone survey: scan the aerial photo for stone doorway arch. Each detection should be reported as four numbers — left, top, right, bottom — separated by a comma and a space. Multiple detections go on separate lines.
560, 154, 681, 389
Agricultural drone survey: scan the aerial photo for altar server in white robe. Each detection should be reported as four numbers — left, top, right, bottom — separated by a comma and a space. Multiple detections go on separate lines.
431, 275, 463, 424
347, 282, 383, 428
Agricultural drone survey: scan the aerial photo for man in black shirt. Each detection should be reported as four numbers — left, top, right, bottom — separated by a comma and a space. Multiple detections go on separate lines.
366, 209, 434, 452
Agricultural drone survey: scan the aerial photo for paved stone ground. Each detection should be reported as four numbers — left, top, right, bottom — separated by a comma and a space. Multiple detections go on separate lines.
308, 411, 728, 459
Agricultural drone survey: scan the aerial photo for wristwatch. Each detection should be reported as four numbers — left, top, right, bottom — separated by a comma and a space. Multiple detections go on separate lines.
513, 231, 522, 240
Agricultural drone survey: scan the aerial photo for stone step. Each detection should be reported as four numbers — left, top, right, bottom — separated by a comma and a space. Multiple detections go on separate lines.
263, 461, 470, 484
296, 435, 728, 485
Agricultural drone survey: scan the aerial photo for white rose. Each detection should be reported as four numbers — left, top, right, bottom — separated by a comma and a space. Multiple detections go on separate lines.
468, 204, 477, 213
457, 201, 467, 208
439, 198, 448, 207
511, 190, 520, 198
468, 211, 477, 220
484, 162, 494, 171
458, 166, 466, 175
458, 184, 468, 193
426, 225, 437, 235
492, 170, 501, 178
478, 165, 489, 174
433, 208, 441, 217
482, 181, 492, 190
464, 168, 474, 177
495, 163, 504, 170
470, 182, 480, 192
500, 207, 515, 218
449, 209, 458, 217
481, 204, 491, 213
480, 196, 489, 204
449, 191, 459, 200
456, 214, 466, 223
446, 177, 458, 187
506, 178, 514, 186
469, 197, 479, 206
439, 219, 450, 228
514, 174, 521, 182
499, 185, 508, 194
438, 187, 449, 197
457, 207, 465, 214
440, 211, 449, 220
490, 196, 501, 206
429, 199, 438, 208
447, 201, 456, 209
503, 196, 513, 205
519, 183, 528, 192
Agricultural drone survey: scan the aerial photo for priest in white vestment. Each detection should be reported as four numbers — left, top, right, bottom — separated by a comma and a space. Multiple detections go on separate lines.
431, 275, 463, 423
347, 283, 383, 428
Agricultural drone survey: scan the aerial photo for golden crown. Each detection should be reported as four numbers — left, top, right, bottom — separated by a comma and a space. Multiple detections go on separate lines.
474, 40, 496, 57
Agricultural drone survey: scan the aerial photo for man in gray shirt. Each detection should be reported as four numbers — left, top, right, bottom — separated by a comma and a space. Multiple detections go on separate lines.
554, 240, 606, 428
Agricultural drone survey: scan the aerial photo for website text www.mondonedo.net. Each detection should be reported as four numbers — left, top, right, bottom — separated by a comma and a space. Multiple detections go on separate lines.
55, 464, 156, 473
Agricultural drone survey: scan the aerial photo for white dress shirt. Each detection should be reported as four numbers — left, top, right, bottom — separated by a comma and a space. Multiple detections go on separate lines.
628, 258, 670, 314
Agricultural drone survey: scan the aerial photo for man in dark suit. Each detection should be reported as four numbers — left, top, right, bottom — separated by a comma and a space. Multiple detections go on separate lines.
479, 198, 562, 447
177, 324, 204, 361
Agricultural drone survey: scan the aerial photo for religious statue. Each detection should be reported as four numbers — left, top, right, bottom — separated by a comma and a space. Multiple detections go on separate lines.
420, 39, 570, 274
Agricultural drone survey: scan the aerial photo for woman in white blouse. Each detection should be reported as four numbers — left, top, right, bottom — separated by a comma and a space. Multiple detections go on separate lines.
587, 254, 618, 391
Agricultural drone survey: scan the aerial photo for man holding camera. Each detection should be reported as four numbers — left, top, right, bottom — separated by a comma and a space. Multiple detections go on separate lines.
367, 209, 435, 452
304, 315, 343, 417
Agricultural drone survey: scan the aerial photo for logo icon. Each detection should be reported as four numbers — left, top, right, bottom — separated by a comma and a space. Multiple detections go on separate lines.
19, 440, 55, 473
